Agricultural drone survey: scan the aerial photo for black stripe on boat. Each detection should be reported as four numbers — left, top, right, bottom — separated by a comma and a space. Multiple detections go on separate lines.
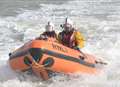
42, 49, 95, 68
9, 50, 29, 59
9, 48, 43, 63
9, 48, 95, 68
29, 48, 43, 62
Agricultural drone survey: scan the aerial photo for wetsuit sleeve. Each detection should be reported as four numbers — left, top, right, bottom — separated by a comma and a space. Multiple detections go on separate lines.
74, 31, 85, 48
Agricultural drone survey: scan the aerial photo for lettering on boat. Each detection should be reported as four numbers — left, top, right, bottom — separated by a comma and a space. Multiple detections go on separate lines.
52, 44, 68, 53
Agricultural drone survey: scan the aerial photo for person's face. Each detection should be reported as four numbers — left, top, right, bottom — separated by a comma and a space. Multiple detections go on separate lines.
64, 23, 72, 32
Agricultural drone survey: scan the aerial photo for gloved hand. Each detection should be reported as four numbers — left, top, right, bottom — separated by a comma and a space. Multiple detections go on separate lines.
74, 46, 81, 51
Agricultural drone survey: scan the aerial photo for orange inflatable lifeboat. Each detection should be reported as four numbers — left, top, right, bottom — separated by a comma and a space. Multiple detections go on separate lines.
9, 38, 106, 80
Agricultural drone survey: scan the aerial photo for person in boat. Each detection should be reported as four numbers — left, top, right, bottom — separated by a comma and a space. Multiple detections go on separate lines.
36, 21, 57, 40
58, 18, 85, 51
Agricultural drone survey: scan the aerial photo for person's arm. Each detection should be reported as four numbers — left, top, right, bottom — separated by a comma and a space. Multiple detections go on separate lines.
74, 31, 85, 49
57, 32, 63, 43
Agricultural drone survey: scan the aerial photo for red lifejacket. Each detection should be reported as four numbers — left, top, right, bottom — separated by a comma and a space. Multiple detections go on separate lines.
59, 30, 75, 48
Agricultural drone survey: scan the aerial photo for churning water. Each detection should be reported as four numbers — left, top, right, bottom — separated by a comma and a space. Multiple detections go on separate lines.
0, 0, 120, 87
